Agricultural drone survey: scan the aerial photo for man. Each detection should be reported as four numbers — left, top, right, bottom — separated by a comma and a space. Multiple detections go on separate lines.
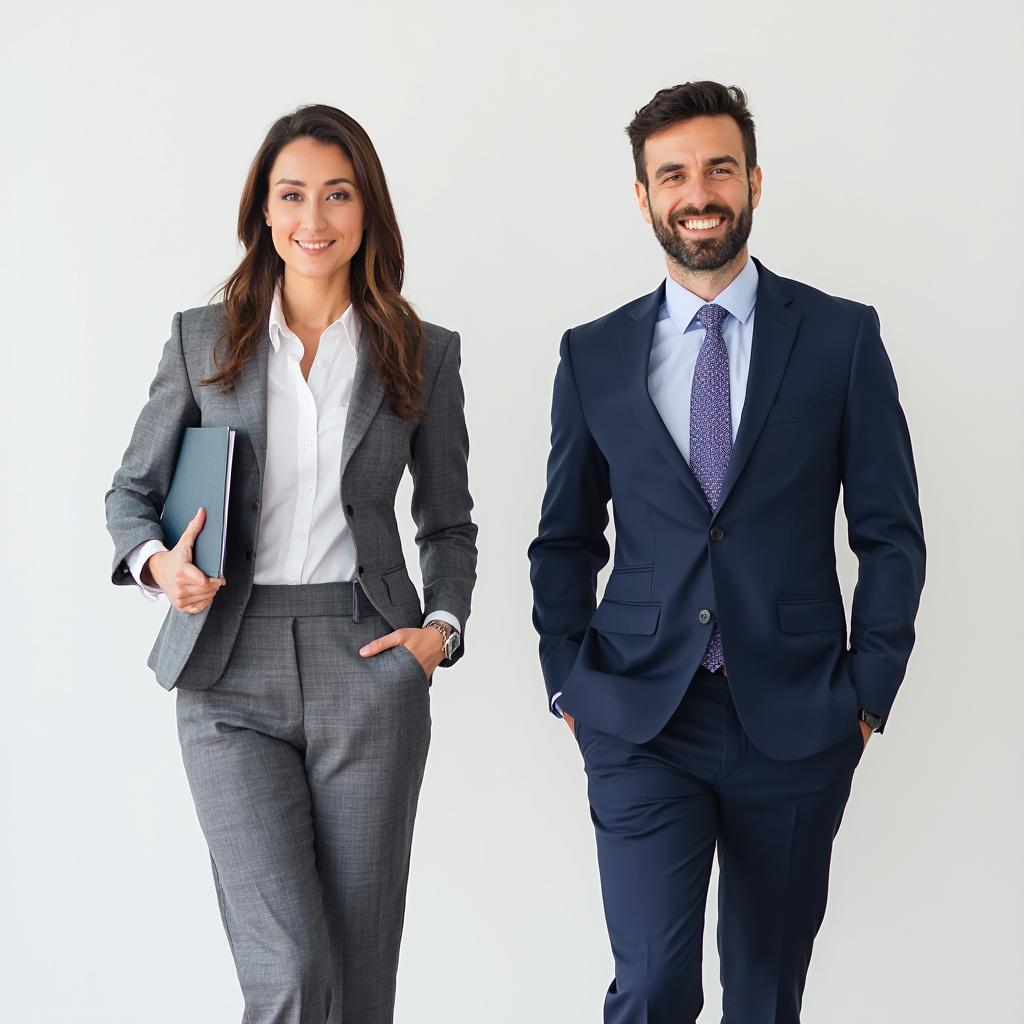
528, 81, 925, 1023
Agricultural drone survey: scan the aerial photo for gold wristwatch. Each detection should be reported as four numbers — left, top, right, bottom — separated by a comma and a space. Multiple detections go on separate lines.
426, 620, 461, 660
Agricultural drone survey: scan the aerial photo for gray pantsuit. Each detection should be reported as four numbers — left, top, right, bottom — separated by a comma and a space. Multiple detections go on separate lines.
106, 303, 477, 1023
177, 583, 430, 1024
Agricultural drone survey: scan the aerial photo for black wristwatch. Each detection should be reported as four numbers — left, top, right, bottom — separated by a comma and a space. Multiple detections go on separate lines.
858, 709, 883, 732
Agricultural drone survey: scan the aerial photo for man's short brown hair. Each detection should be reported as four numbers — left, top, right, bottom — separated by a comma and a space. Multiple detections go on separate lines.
627, 81, 757, 186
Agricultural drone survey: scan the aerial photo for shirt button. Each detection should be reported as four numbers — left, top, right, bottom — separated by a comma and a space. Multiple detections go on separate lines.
698, 609, 712, 624
306, 438, 314, 447
710, 527, 725, 542
296, 531, 305, 539
306, 485, 313, 494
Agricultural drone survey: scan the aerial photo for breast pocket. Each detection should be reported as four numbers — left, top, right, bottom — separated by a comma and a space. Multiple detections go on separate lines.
777, 598, 846, 633
764, 394, 839, 426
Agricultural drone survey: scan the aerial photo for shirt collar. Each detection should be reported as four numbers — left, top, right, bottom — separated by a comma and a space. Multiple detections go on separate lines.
663, 254, 759, 335
267, 282, 361, 354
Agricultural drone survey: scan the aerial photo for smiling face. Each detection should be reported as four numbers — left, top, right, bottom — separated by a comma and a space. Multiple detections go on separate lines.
262, 136, 366, 285
635, 114, 762, 274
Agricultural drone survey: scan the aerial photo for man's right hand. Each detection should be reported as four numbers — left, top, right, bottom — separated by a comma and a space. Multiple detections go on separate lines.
144, 506, 225, 614
563, 710, 577, 738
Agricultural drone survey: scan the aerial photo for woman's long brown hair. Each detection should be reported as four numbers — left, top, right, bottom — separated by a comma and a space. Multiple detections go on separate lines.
200, 104, 425, 420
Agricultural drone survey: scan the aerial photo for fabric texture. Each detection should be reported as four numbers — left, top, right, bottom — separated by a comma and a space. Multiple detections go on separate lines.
176, 582, 431, 1024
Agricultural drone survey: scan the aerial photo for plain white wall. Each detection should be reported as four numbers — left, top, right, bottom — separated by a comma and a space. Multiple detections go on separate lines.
2, 0, 1021, 1020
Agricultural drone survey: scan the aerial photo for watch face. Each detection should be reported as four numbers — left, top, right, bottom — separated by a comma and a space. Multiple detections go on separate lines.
444, 632, 461, 659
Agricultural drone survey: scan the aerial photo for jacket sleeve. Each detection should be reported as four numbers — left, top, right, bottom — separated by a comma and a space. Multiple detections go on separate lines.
105, 311, 200, 586
839, 305, 926, 730
408, 330, 478, 666
528, 329, 611, 712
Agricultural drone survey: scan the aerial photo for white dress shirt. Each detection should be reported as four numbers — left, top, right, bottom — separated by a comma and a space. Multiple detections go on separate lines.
126, 286, 459, 635
552, 256, 759, 715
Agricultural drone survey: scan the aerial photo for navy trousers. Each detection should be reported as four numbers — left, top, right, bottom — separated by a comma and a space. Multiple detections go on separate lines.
577, 667, 864, 1024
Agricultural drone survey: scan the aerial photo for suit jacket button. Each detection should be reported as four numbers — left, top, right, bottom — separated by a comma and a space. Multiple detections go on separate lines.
358, 566, 364, 575
710, 527, 725, 542
245, 549, 253, 562
345, 504, 354, 516
250, 500, 259, 511
698, 609, 712, 624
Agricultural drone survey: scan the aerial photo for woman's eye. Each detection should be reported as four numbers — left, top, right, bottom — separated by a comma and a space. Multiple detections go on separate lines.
281, 192, 300, 201
328, 191, 349, 201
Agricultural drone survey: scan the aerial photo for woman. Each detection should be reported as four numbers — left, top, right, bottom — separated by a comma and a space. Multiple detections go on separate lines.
105, 104, 477, 1024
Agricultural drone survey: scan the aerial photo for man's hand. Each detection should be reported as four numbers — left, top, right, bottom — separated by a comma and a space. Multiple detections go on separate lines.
563, 710, 577, 737
359, 626, 445, 677
145, 506, 225, 613
859, 719, 873, 748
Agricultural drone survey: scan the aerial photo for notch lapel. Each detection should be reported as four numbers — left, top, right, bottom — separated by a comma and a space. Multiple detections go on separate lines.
618, 284, 709, 509
340, 333, 386, 480
234, 324, 270, 487
714, 258, 802, 514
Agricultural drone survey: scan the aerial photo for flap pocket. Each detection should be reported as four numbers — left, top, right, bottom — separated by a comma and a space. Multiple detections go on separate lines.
590, 600, 661, 636
382, 562, 418, 606
777, 598, 846, 634
765, 394, 838, 425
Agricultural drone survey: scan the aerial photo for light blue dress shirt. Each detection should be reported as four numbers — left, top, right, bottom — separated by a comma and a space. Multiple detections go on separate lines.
648, 254, 759, 464
552, 256, 760, 717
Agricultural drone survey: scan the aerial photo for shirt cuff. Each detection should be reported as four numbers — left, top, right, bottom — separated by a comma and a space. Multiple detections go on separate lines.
125, 539, 168, 602
422, 610, 461, 634
551, 691, 563, 718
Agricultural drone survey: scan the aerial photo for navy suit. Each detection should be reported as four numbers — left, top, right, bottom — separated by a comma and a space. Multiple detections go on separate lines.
529, 257, 925, 1022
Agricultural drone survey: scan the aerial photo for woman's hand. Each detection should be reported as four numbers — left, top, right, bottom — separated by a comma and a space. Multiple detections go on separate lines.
146, 506, 226, 613
359, 626, 446, 677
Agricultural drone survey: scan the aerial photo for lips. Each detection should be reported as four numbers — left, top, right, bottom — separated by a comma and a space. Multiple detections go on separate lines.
294, 239, 335, 252
679, 216, 726, 233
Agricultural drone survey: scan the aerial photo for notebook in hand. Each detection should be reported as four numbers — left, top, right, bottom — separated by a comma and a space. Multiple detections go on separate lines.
160, 426, 236, 579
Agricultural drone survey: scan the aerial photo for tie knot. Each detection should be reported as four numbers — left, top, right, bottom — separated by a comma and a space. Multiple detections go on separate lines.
695, 303, 728, 334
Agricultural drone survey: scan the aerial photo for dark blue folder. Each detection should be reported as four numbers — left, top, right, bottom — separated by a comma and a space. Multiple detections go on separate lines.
160, 426, 236, 579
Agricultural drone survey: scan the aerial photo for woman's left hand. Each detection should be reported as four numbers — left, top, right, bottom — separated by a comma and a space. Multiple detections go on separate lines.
358, 626, 445, 676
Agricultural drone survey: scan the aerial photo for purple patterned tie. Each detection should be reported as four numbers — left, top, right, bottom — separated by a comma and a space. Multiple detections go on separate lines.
690, 303, 731, 672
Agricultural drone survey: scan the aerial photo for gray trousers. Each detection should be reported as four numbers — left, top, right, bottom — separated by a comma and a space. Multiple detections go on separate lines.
175, 582, 431, 1024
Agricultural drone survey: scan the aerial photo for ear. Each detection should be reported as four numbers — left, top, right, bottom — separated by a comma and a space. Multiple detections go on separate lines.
750, 165, 763, 211
634, 181, 653, 226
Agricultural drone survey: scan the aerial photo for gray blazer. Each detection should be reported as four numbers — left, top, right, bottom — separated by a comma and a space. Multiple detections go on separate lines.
105, 303, 478, 690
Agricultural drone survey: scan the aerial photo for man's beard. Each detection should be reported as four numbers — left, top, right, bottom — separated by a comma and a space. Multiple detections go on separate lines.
651, 184, 753, 272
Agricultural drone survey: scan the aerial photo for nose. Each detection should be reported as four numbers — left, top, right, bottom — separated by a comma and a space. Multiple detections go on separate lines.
300, 201, 329, 232
682, 176, 715, 211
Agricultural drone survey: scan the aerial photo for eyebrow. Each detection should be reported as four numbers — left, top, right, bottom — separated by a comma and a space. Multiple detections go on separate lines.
654, 155, 740, 180
274, 177, 355, 187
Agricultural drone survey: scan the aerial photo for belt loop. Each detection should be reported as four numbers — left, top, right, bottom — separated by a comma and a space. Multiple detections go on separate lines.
351, 579, 361, 623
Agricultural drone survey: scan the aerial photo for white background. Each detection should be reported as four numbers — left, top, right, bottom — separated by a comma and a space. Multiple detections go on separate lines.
2, 1, 1021, 1020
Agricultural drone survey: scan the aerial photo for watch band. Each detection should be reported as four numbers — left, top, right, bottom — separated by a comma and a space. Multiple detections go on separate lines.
858, 709, 883, 732
426, 620, 460, 660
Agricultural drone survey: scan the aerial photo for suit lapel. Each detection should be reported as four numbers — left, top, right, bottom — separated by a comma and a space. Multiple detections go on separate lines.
714, 257, 801, 513
619, 284, 709, 508
340, 331, 386, 479
234, 324, 270, 486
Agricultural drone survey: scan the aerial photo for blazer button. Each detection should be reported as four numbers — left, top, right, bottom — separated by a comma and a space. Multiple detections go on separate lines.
698, 609, 712, 624
710, 526, 725, 542
250, 500, 259, 511
358, 566, 364, 575
245, 549, 253, 562
345, 504, 354, 516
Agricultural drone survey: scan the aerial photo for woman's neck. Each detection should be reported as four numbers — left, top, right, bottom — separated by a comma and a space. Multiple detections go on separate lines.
280, 268, 352, 333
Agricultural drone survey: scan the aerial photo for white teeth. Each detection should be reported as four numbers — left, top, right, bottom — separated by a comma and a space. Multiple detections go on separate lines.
296, 240, 332, 250
683, 218, 723, 230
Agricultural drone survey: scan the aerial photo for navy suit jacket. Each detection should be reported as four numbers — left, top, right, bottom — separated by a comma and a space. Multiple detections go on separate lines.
528, 256, 925, 761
